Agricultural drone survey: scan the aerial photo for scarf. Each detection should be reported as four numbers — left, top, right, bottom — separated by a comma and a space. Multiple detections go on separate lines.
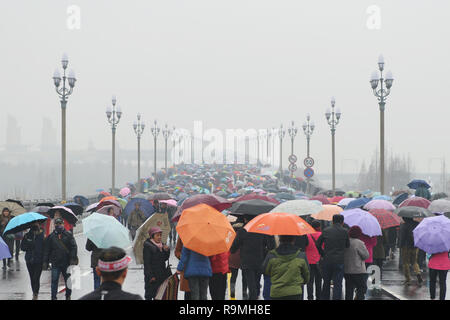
150, 239, 163, 251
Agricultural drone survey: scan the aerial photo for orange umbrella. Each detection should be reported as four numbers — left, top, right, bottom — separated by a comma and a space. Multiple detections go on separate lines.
244, 212, 315, 236
176, 203, 236, 256
310, 204, 344, 221
99, 196, 118, 203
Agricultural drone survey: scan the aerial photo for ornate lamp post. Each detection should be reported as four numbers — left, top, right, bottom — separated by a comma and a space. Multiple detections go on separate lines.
162, 124, 172, 176
133, 113, 145, 191
151, 120, 160, 183
278, 124, 286, 182
302, 113, 315, 194
325, 97, 341, 197
106, 95, 122, 196
288, 121, 298, 156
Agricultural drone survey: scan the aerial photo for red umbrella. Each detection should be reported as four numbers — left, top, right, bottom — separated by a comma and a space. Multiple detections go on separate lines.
368, 209, 402, 229
310, 195, 331, 205
100, 191, 111, 197
329, 196, 345, 204
171, 194, 232, 222
232, 193, 280, 205
96, 200, 122, 211
399, 197, 431, 209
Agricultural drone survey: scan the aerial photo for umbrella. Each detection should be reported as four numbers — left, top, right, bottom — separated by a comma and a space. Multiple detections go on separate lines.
172, 194, 232, 223
63, 202, 84, 216
99, 191, 112, 197
337, 198, 354, 207
2, 212, 48, 236
269, 200, 323, 217
73, 195, 89, 207
132, 193, 148, 199
431, 192, 448, 201
227, 193, 241, 199
83, 212, 131, 249
176, 204, 236, 256
244, 212, 315, 236
399, 197, 431, 209
47, 206, 78, 225
407, 179, 431, 190
329, 196, 345, 204
176, 192, 189, 201
311, 205, 344, 221
123, 198, 155, 218
97, 200, 122, 211
428, 199, 450, 214
274, 193, 296, 201
0, 237, 12, 260
119, 187, 131, 197
341, 208, 382, 237
229, 199, 277, 217
160, 199, 178, 207
31, 206, 52, 214
97, 204, 122, 217
394, 206, 433, 219
0, 201, 27, 216
363, 200, 396, 211
232, 193, 280, 205
368, 209, 402, 229
345, 198, 371, 210
372, 195, 392, 201
116, 198, 128, 209
392, 193, 409, 206
310, 195, 331, 205
344, 191, 360, 198
147, 193, 174, 201
5, 199, 24, 208
86, 202, 99, 213
99, 196, 118, 203
413, 215, 450, 254
37, 202, 55, 208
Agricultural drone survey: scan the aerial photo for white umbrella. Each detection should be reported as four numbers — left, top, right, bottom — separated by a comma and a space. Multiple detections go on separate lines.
270, 200, 323, 216
428, 199, 450, 214
337, 198, 354, 207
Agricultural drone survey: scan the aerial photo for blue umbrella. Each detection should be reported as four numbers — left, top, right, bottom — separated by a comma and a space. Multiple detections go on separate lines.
344, 198, 371, 210
123, 198, 155, 218
2, 212, 48, 236
83, 212, 131, 249
372, 195, 392, 201
0, 237, 11, 260
227, 193, 240, 199
393, 193, 409, 206
73, 195, 89, 207
407, 179, 431, 190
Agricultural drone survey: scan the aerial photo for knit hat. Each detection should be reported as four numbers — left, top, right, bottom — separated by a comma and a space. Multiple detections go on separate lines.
148, 226, 162, 238
348, 225, 362, 239
54, 217, 64, 225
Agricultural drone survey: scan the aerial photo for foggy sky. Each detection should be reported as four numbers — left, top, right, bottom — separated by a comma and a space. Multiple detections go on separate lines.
1, 0, 450, 176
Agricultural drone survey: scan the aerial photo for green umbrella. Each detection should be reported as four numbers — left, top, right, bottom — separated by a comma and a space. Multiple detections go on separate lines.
82, 213, 131, 249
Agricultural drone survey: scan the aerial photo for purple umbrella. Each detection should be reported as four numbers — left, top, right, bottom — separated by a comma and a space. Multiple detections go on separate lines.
363, 199, 396, 211
413, 215, 450, 254
341, 208, 382, 237
0, 237, 12, 260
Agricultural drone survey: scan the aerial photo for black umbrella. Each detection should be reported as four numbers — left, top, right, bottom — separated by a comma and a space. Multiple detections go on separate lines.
63, 203, 84, 216
229, 199, 277, 217
37, 202, 55, 208
394, 206, 432, 218
5, 199, 24, 208
274, 193, 296, 201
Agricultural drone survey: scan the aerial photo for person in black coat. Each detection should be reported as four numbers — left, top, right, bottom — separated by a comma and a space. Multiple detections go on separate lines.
86, 239, 103, 290
43, 218, 78, 300
398, 218, 422, 285
20, 221, 45, 300
79, 247, 143, 300
143, 226, 171, 300
230, 215, 276, 300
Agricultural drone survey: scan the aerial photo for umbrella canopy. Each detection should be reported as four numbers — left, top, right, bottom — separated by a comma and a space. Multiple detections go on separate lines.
232, 193, 280, 205
0, 237, 12, 260
36, 202, 55, 208
63, 202, 84, 216
5, 199, 24, 208
96, 200, 122, 212
86, 202, 99, 213
83, 212, 131, 249
147, 193, 174, 201
172, 194, 232, 223
99, 196, 118, 203
269, 200, 323, 217
311, 205, 344, 221
368, 209, 402, 229
344, 191, 360, 198
428, 199, 450, 214
0, 201, 27, 216
119, 187, 131, 197
394, 206, 433, 219
372, 195, 392, 201
399, 197, 431, 209
2, 212, 48, 236
132, 193, 148, 199
229, 199, 277, 217
31, 206, 52, 214
116, 198, 128, 209
97, 204, 122, 217
329, 196, 345, 204
413, 215, 450, 254
341, 208, 382, 237
160, 199, 178, 207
244, 212, 315, 236
273, 193, 296, 201
176, 204, 236, 256
407, 179, 431, 190
47, 206, 78, 225
73, 195, 89, 207
344, 198, 371, 210
123, 198, 155, 218
431, 192, 448, 201
337, 198, 354, 207
363, 200, 396, 211
392, 193, 409, 206
310, 195, 331, 205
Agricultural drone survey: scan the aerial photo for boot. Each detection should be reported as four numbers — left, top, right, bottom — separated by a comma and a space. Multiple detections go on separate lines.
66, 296, 71, 300
417, 273, 423, 285
230, 283, 236, 300
7, 259, 12, 268
32, 294, 38, 300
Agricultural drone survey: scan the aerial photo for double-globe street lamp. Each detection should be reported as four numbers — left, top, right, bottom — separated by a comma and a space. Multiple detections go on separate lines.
162, 124, 172, 176
133, 114, 145, 191
325, 97, 341, 197
106, 96, 122, 196
53, 53, 77, 201
278, 124, 286, 183
370, 54, 394, 195
302, 114, 315, 194
151, 120, 160, 184
287, 121, 298, 178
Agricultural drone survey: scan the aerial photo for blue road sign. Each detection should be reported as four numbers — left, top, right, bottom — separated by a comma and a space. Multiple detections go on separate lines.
304, 167, 314, 178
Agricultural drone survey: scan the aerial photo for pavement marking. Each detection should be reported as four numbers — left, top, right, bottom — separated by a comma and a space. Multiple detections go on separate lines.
380, 286, 404, 300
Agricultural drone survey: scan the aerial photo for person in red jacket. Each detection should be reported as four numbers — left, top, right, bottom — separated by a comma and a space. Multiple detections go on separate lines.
428, 251, 450, 300
208, 251, 230, 300
305, 220, 323, 300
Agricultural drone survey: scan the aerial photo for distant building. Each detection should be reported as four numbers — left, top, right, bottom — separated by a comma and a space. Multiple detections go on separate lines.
40, 117, 57, 152
5, 114, 27, 152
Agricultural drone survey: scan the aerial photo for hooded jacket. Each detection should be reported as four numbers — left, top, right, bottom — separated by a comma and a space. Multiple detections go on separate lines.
316, 223, 350, 265
398, 219, 419, 248
43, 229, 77, 267
176, 246, 212, 278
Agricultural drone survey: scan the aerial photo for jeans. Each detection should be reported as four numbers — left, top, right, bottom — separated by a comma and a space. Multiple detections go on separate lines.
321, 262, 344, 300
189, 276, 210, 300
263, 274, 271, 300
344, 273, 367, 300
209, 273, 227, 300
93, 268, 101, 290
26, 263, 43, 295
429, 269, 448, 300
242, 268, 262, 300
51, 266, 72, 300
307, 264, 322, 300
230, 268, 247, 298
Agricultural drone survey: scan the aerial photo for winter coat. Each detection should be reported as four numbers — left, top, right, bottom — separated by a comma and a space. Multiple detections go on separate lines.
360, 234, 377, 263
305, 232, 322, 265
43, 229, 78, 267
344, 238, 370, 274
398, 219, 419, 248
209, 251, 230, 274
428, 252, 450, 270
20, 229, 45, 264
143, 239, 170, 281
175, 237, 190, 292
315, 224, 350, 265
0, 213, 15, 242
128, 209, 146, 230
228, 249, 241, 269
176, 246, 212, 279
79, 281, 143, 300
262, 243, 310, 298
85, 239, 103, 269
230, 227, 276, 270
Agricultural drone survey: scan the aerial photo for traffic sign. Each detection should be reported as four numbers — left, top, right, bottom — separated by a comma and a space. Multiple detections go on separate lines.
304, 167, 314, 178
288, 154, 297, 164
288, 163, 298, 172
304, 157, 314, 168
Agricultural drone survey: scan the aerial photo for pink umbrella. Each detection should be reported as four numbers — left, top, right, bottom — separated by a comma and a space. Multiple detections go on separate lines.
119, 187, 131, 197
97, 204, 122, 217
160, 199, 178, 207
363, 199, 396, 211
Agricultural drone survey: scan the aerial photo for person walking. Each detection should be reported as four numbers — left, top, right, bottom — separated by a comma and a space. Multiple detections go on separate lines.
0, 208, 15, 269
428, 251, 449, 300
228, 221, 248, 300
176, 245, 212, 300
79, 246, 143, 300
398, 217, 422, 285
230, 214, 276, 300
143, 227, 171, 300
14, 231, 24, 261
372, 229, 388, 282
315, 214, 350, 300
20, 221, 45, 300
209, 250, 230, 300
305, 220, 323, 300
85, 238, 103, 290
175, 237, 191, 300
262, 235, 310, 300
128, 202, 146, 240
43, 218, 78, 300
344, 226, 370, 300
